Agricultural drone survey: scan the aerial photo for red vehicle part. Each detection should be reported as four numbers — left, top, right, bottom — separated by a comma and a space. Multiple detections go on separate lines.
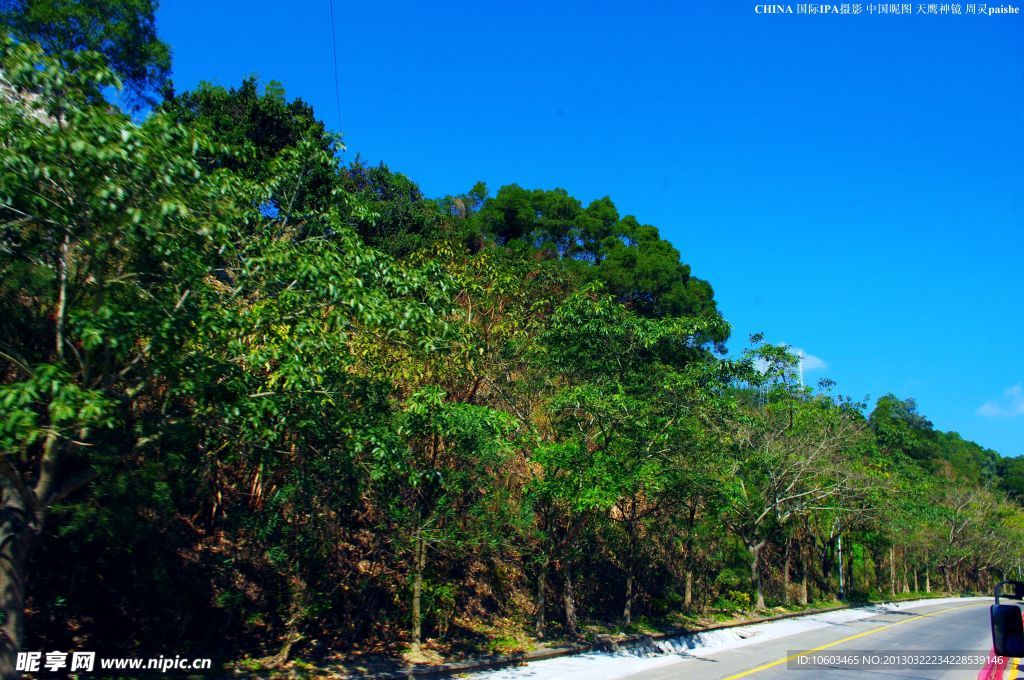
977, 651, 1015, 679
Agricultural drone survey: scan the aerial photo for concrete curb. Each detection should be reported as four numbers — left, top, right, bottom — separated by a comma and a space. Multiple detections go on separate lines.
240, 595, 960, 680
335, 603, 866, 679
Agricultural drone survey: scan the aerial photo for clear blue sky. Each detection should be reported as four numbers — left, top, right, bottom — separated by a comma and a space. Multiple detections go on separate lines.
157, 1, 1024, 456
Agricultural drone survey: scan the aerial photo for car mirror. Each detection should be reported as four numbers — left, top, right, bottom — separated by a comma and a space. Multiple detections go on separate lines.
992, 604, 1024, 657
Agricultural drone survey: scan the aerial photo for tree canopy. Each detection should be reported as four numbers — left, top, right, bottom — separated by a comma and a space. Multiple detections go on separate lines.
0, 0, 170, 106
0, 8, 1021, 677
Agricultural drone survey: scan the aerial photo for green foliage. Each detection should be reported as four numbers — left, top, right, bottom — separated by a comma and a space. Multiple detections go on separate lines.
342, 160, 446, 258
870, 395, 936, 462
4, 21, 1024, 669
997, 456, 1024, 501
0, 0, 170, 106
0, 364, 114, 453
161, 77, 342, 224
713, 589, 752, 612
474, 185, 723, 328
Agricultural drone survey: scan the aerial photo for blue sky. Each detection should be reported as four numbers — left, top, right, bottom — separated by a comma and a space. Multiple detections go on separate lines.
157, 1, 1024, 456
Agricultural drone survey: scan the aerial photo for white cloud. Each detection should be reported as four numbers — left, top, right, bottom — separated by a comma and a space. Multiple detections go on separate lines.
977, 384, 1024, 419
751, 346, 827, 375
796, 349, 827, 372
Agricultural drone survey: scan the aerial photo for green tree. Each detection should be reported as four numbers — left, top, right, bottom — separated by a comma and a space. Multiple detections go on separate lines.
997, 456, 1024, 502
868, 394, 937, 464
0, 0, 170, 106
161, 77, 341, 221
388, 388, 515, 654
341, 159, 445, 258
724, 344, 867, 608
183, 215, 454, 660
476, 185, 723, 329
596, 224, 720, 325
534, 289, 727, 626
0, 38, 240, 676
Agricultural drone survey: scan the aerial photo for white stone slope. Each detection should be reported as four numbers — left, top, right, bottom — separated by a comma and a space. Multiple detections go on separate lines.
467, 597, 986, 680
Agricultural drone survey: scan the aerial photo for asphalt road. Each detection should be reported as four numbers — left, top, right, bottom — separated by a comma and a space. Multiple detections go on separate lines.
621, 600, 997, 680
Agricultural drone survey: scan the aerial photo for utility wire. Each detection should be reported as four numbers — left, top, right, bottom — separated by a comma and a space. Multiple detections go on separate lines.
327, 0, 343, 135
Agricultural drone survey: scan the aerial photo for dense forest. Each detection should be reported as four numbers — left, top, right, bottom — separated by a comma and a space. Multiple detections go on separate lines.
2, 1, 1024, 676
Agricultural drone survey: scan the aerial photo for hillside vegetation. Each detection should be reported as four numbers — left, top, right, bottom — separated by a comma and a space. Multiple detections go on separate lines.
1, 6, 1022, 675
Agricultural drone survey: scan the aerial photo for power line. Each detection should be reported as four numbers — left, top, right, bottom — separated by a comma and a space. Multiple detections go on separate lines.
327, 0, 343, 134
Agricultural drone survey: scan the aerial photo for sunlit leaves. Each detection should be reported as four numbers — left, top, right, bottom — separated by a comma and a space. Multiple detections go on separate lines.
0, 364, 114, 456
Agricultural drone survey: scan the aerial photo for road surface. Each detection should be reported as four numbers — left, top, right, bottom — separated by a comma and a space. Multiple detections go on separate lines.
621, 599, 996, 680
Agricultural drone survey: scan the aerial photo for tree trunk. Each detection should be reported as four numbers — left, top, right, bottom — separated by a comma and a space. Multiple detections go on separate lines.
622, 514, 638, 626
0, 491, 34, 680
623, 570, 634, 625
274, 608, 302, 664
783, 539, 791, 604
410, 533, 427, 653
847, 549, 854, 596
535, 557, 548, 638
798, 532, 806, 602
54, 229, 70, 362
749, 542, 765, 609
913, 568, 919, 592
563, 561, 578, 636
925, 565, 931, 593
0, 405, 75, 679
682, 501, 696, 613
820, 537, 836, 594
902, 552, 910, 593
889, 545, 896, 596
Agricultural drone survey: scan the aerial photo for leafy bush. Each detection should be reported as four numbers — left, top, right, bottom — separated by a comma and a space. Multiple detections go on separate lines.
713, 589, 752, 612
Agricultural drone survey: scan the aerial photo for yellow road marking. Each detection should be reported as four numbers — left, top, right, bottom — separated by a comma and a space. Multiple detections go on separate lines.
1010, 657, 1021, 680
719, 602, 986, 680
